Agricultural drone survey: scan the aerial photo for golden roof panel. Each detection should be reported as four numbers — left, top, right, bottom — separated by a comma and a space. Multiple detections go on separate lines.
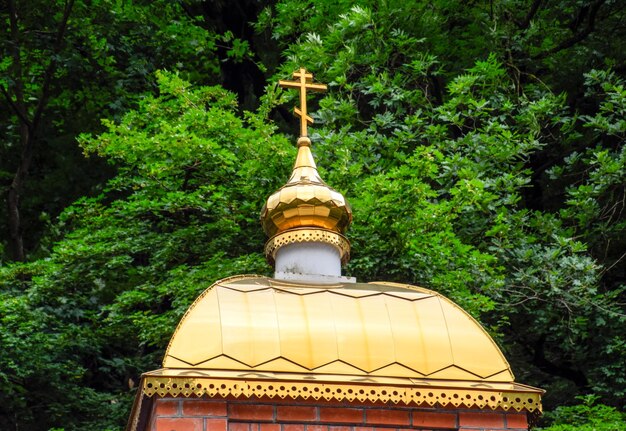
164, 275, 514, 382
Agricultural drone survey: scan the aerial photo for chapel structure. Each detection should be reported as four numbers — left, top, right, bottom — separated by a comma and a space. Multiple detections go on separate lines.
126, 68, 543, 431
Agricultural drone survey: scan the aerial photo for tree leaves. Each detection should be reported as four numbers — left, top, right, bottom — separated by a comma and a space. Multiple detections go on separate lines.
0, 1, 625, 430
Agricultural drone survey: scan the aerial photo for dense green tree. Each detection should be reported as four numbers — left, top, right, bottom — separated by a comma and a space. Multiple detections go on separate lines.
257, 0, 626, 92
0, 0, 223, 261
539, 395, 626, 431
0, 1, 625, 430
260, 2, 626, 406
2, 63, 624, 429
0, 72, 288, 430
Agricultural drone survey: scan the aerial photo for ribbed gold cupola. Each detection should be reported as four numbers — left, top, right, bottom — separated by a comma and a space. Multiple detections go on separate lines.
260, 68, 352, 266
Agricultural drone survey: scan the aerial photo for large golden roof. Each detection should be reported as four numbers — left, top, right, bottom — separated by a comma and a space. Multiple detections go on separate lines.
164, 275, 513, 382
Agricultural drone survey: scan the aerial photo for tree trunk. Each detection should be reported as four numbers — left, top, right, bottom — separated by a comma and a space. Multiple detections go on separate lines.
3, 0, 75, 261
6, 122, 32, 262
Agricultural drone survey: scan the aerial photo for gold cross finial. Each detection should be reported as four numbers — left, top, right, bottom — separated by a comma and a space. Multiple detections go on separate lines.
279, 68, 327, 138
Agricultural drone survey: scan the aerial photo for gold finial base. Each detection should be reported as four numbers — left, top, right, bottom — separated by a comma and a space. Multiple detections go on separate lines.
297, 136, 312, 147
265, 228, 350, 266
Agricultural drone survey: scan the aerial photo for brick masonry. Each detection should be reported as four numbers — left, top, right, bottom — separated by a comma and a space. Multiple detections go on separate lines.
150, 396, 529, 431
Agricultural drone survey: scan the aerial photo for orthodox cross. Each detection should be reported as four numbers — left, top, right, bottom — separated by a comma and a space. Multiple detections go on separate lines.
279, 68, 327, 137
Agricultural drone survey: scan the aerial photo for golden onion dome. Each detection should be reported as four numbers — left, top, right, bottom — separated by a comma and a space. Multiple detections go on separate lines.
260, 136, 352, 238
164, 275, 514, 383
259, 68, 353, 266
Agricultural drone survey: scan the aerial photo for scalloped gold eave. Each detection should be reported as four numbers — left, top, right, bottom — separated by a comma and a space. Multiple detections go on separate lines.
141, 376, 542, 413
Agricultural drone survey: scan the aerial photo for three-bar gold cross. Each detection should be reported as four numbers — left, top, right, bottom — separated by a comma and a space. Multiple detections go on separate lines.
279, 68, 327, 137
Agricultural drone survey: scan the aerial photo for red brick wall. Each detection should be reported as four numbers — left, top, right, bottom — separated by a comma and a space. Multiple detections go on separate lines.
150, 397, 528, 431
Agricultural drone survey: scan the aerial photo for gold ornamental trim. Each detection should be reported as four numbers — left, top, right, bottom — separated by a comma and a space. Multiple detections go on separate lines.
141, 376, 542, 413
265, 228, 350, 265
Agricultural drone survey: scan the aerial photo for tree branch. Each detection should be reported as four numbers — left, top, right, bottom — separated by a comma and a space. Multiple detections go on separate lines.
32, 0, 76, 129
532, 0, 605, 60
517, 0, 543, 30
0, 86, 32, 129
532, 333, 590, 390
7, 0, 27, 122
4, 0, 75, 261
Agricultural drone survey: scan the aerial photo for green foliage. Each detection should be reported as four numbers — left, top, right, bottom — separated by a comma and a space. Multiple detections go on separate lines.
264, 2, 626, 409
0, 0, 225, 260
539, 395, 626, 431
552, 70, 626, 260
0, 261, 134, 429
1, 1, 626, 430
0, 72, 288, 430
259, 0, 626, 93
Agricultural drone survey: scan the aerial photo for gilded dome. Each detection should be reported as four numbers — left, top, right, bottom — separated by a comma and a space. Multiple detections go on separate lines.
261, 137, 352, 238
163, 275, 514, 383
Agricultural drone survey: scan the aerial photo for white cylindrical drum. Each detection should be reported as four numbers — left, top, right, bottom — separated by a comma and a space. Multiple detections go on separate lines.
274, 242, 341, 279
